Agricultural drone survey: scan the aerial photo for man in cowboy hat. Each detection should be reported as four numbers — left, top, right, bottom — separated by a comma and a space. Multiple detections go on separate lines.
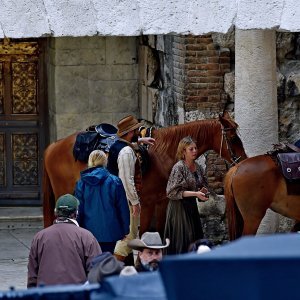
107, 115, 155, 265
128, 232, 170, 272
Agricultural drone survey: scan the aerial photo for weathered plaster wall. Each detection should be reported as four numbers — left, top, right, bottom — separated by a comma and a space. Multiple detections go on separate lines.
48, 36, 139, 141
1, 1, 300, 38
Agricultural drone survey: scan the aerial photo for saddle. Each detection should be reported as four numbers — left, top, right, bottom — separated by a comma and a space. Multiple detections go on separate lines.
73, 123, 152, 175
73, 123, 118, 162
277, 152, 300, 181
274, 143, 300, 195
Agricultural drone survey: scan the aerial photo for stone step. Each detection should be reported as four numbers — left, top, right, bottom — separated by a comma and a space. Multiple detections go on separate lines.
0, 207, 43, 230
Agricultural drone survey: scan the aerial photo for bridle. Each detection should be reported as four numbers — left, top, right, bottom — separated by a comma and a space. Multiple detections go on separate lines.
219, 124, 242, 166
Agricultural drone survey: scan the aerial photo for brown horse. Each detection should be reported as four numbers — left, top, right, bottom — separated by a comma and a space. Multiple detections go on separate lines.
43, 111, 247, 235
225, 154, 300, 240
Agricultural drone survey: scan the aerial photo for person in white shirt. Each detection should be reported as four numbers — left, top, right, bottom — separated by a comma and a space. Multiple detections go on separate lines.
107, 115, 154, 265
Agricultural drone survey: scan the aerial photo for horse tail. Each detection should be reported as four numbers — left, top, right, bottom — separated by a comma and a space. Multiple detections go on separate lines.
224, 165, 243, 240
42, 149, 56, 228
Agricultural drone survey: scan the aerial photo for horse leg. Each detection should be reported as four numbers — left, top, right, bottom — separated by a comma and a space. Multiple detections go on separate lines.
42, 160, 56, 228
140, 204, 155, 236
242, 215, 265, 236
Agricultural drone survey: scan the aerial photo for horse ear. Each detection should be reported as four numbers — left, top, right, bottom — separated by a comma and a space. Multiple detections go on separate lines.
222, 111, 231, 120
219, 111, 238, 129
139, 118, 154, 127
218, 111, 230, 122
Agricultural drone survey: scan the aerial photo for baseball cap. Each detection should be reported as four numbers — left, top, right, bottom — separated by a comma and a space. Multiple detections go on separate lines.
55, 194, 79, 212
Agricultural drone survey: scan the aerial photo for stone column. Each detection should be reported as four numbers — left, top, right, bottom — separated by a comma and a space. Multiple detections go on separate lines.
235, 29, 278, 156
235, 29, 279, 234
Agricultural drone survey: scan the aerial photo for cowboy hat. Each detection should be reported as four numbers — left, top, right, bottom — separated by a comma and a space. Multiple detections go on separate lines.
128, 232, 170, 251
117, 115, 142, 137
88, 252, 124, 283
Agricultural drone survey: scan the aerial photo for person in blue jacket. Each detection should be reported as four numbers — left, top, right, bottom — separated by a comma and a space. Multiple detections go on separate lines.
75, 150, 130, 254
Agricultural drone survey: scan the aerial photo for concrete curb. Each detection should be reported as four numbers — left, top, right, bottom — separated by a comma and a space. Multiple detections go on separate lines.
0, 217, 43, 230
0, 207, 44, 230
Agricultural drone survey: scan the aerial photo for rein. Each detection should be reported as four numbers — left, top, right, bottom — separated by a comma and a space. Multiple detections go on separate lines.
219, 124, 242, 166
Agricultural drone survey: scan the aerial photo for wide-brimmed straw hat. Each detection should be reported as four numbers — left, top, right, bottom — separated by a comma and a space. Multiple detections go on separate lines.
117, 115, 142, 137
128, 232, 170, 251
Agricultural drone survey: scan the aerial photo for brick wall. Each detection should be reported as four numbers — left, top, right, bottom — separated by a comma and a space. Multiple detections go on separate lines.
173, 34, 231, 193
173, 35, 230, 113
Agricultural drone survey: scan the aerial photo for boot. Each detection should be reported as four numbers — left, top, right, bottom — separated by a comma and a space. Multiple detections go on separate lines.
114, 253, 135, 266
114, 253, 126, 262
124, 252, 134, 266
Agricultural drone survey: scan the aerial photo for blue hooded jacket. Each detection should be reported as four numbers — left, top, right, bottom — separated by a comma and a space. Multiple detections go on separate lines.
75, 167, 130, 242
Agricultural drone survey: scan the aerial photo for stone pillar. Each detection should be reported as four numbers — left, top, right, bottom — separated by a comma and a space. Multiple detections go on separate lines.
235, 29, 278, 156
235, 29, 279, 234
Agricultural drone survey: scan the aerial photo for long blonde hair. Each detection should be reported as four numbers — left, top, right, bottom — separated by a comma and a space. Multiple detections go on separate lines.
88, 150, 108, 168
176, 136, 196, 161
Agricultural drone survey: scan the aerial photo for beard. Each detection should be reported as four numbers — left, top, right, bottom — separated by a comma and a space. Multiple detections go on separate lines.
141, 259, 160, 272
131, 134, 139, 143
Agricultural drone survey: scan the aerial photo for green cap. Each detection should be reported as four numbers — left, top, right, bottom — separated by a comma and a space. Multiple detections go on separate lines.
55, 194, 79, 214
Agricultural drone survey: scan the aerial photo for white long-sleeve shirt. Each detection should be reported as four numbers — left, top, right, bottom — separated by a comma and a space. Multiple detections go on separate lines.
117, 146, 140, 206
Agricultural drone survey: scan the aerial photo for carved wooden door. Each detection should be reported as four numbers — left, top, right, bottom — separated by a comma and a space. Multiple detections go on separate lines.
0, 39, 46, 205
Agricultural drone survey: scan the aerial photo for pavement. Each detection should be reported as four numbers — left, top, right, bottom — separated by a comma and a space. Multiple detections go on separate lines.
0, 207, 139, 292
0, 207, 43, 291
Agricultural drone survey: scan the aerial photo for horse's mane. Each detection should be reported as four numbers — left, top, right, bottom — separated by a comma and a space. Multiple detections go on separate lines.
152, 119, 220, 154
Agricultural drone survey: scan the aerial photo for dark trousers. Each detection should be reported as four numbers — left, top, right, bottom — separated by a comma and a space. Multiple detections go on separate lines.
99, 242, 116, 254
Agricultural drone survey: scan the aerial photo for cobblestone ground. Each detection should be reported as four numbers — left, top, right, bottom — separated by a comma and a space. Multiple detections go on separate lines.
0, 229, 39, 291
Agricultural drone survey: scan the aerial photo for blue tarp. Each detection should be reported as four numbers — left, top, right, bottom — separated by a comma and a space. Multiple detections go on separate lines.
0, 273, 166, 300
0, 283, 100, 300
91, 272, 166, 300
160, 234, 300, 300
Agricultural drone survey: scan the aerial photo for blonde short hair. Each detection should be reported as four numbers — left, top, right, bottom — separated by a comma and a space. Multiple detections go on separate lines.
176, 136, 196, 161
88, 150, 107, 168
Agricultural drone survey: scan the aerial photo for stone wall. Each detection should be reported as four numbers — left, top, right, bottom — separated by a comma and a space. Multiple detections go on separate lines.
276, 33, 300, 143
48, 36, 139, 141
219, 30, 300, 144
138, 35, 178, 127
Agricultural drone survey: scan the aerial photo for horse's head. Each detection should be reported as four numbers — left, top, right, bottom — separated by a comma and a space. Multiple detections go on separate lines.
218, 112, 247, 165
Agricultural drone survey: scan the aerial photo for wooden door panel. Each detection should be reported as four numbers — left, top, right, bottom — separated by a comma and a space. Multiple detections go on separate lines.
0, 39, 46, 206
0, 133, 5, 186
12, 62, 38, 114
